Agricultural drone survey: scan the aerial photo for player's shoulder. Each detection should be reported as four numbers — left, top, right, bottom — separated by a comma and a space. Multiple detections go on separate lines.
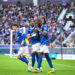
18, 28, 23, 33
42, 24, 47, 29
28, 27, 32, 31
34, 24, 37, 28
42, 24, 47, 28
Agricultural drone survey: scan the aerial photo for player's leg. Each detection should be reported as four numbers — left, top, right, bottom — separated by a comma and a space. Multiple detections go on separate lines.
45, 53, 54, 69
45, 53, 56, 73
23, 46, 33, 70
28, 43, 37, 72
35, 43, 40, 63
35, 52, 43, 72
31, 52, 35, 68
28, 52, 36, 72
33, 45, 45, 73
37, 52, 43, 70
37, 45, 44, 71
31, 52, 43, 73
34, 44, 43, 72
17, 56, 29, 65
31, 45, 43, 73
44, 46, 56, 73
28, 52, 39, 72
31, 43, 40, 68
17, 47, 29, 65
34, 52, 39, 62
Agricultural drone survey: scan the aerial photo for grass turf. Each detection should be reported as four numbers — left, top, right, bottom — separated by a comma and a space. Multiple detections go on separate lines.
0, 54, 75, 75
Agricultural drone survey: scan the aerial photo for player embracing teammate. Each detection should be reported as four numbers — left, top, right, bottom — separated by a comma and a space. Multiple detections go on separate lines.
27, 19, 42, 71
31, 17, 56, 73
12, 16, 56, 73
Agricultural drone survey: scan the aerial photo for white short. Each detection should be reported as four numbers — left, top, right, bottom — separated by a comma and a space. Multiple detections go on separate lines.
18, 46, 29, 56
32, 43, 40, 52
39, 45, 49, 53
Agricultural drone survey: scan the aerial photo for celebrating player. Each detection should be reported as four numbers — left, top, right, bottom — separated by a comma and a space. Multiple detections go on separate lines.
32, 19, 56, 73
27, 19, 42, 71
12, 23, 30, 68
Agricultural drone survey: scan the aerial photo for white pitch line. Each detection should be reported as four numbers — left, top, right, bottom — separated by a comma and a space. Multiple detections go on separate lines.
53, 63, 75, 69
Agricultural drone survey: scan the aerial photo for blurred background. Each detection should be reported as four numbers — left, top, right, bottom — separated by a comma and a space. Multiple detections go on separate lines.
0, 0, 75, 59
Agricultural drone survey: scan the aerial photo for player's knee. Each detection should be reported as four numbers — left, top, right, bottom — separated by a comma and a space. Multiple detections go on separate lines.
39, 53, 43, 57
45, 53, 49, 58
23, 55, 27, 58
23, 55, 25, 57
17, 55, 21, 59
32, 52, 37, 55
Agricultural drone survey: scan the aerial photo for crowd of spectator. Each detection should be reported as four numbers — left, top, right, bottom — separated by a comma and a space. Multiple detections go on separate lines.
0, 1, 75, 47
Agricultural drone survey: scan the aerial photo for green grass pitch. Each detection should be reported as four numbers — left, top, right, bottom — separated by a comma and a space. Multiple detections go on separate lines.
0, 54, 75, 75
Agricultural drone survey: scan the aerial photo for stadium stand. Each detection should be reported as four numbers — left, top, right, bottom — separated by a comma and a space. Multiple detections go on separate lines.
0, 0, 75, 47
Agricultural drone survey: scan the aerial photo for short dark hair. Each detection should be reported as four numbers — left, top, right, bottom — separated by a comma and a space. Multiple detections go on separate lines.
12, 23, 18, 27
29, 19, 35, 23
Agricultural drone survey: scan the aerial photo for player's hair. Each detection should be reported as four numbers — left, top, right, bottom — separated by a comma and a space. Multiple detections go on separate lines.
41, 16, 46, 24
36, 19, 42, 28
36, 19, 42, 25
29, 19, 35, 23
12, 23, 19, 27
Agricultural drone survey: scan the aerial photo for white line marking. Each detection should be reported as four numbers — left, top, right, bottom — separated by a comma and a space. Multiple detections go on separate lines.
53, 63, 75, 69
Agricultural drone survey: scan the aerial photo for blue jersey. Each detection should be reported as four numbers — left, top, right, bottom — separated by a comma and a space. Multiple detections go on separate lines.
28, 25, 40, 45
16, 28, 27, 46
39, 24, 49, 46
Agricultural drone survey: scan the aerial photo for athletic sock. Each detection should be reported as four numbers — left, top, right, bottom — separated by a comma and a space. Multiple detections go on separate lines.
36, 54, 39, 62
46, 57, 54, 69
19, 57, 29, 64
31, 53, 35, 67
37, 56, 42, 69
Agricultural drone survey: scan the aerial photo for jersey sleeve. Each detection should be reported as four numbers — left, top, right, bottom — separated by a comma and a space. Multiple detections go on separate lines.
18, 29, 23, 36
42, 25, 47, 32
27, 29, 31, 35
22, 33, 26, 40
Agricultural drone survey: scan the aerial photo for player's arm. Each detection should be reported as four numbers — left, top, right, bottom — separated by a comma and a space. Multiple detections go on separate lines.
33, 29, 38, 33
21, 34, 26, 46
27, 34, 33, 39
27, 29, 32, 39
37, 27, 47, 36
27, 29, 37, 39
27, 33, 37, 39
16, 39, 19, 42
39, 30, 47, 36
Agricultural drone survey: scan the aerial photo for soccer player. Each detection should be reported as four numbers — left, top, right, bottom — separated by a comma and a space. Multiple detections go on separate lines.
12, 23, 30, 68
32, 19, 56, 73
27, 19, 42, 71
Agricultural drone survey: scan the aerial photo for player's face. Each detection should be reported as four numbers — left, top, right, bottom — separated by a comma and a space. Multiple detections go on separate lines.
30, 20, 35, 27
12, 26, 17, 31
37, 21, 42, 28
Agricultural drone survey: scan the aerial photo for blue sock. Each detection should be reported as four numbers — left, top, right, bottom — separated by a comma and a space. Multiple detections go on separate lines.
31, 53, 35, 67
36, 54, 39, 62
37, 56, 42, 69
46, 57, 54, 68
19, 57, 29, 64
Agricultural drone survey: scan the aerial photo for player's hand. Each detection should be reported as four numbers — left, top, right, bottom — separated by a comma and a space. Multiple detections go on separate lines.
27, 35, 32, 39
33, 29, 38, 32
37, 27, 41, 32
13, 41, 16, 44
21, 42, 24, 46
37, 27, 40, 31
